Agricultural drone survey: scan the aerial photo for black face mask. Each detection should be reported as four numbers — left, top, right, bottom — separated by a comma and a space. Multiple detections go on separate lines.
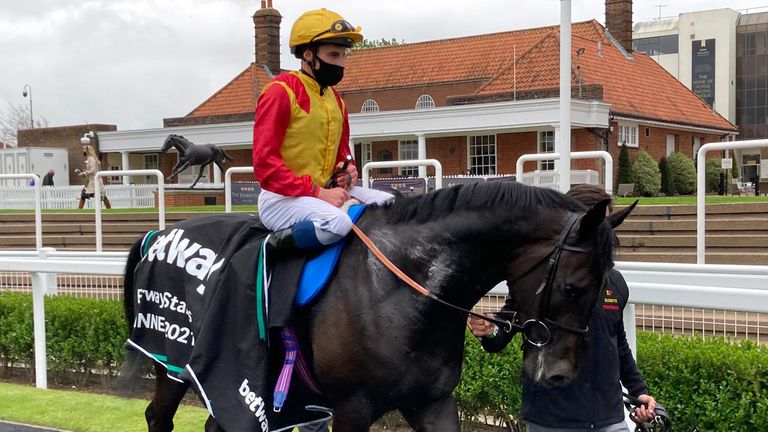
311, 56, 344, 88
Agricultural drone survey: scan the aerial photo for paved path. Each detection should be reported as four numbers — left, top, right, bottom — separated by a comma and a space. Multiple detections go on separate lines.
0, 421, 68, 432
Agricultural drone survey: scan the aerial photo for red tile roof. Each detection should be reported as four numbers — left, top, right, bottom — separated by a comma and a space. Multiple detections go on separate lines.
474, 27, 735, 131
187, 64, 275, 117
190, 19, 735, 132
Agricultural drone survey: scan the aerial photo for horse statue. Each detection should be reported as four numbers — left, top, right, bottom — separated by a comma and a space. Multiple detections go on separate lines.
161, 134, 235, 188
120, 181, 634, 432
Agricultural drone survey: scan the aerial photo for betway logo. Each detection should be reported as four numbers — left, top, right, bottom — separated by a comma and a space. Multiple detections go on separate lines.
239, 379, 268, 431
145, 229, 225, 292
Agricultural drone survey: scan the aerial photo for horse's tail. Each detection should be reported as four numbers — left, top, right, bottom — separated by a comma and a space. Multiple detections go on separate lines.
116, 237, 147, 395
219, 147, 235, 162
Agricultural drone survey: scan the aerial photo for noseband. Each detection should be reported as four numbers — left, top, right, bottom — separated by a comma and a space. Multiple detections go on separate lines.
350, 211, 595, 348
497, 212, 595, 347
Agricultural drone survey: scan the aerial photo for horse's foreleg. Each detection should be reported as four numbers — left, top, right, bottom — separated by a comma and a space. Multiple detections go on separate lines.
168, 161, 191, 180
400, 395, 461, 432
145, 363, 189, 432
189, 163, 209, 189
327, 395, 375, 432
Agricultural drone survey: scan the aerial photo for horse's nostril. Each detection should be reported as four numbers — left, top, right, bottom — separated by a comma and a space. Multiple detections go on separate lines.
547, 374, 570, 387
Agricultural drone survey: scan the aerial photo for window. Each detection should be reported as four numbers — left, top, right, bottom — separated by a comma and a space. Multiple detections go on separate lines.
618, 124, 639, 148
377, 149, 392, 174
633, 35, 679, 55
109, 166, 122, 183
398, 140, 418, 176
538, 131, 556, 171
415, 94, 436, 110
693, 137, 702, 161
468, 135, 497, 175
361, 99, 380, 113
144, 154, 158, 184
354, 142, 372, 167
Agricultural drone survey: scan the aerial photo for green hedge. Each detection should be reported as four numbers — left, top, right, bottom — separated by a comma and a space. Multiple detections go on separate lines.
457, 331, 768, 431
0, 293, 128, 386
2, 294, 767, 430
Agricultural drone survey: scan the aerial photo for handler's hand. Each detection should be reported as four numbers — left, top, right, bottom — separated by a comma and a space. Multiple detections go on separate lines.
467, 315, 497, 337
633, 394, 657, 423
318, 187, 350, 208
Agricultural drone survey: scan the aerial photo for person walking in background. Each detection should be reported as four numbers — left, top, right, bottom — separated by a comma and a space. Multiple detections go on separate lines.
42, 169, 55, 186
77, 144, 111, 209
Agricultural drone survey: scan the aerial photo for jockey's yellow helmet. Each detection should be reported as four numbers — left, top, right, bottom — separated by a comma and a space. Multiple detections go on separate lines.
289, 9, 363, 55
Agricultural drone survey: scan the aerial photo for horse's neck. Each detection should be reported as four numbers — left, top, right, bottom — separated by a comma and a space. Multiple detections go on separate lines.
172, 140, 188, 153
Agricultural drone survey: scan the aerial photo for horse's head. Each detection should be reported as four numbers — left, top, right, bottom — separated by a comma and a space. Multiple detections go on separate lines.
500, 198, 636, 388
162, 134, 192, 153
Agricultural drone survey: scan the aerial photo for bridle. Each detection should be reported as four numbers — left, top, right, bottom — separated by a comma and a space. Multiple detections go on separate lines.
496, 211, 597, 347
350, 211, 596, 348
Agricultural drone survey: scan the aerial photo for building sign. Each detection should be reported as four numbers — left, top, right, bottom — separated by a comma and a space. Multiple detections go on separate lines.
721, 158, 732, 170
370, 177, 427, 196
692, 39, 716, 107
231, 182, 261, 205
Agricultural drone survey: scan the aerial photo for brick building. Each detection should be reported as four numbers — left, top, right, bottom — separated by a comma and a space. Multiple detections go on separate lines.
98, 0, 737, 188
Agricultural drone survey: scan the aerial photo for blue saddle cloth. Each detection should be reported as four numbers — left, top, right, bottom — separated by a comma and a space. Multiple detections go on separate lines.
295, 204, 366, 306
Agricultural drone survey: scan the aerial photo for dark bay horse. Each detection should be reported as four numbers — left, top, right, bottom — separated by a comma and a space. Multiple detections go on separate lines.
161, 134, 235, 188
122, 181, 633, 432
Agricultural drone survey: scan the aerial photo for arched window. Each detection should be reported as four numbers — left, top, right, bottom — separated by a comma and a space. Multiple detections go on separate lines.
415, 94, 436, 110
361, 99, 380, 113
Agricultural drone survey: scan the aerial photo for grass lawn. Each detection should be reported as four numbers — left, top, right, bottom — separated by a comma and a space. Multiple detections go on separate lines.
614, 194, 768, 206
0, 382, 208, 431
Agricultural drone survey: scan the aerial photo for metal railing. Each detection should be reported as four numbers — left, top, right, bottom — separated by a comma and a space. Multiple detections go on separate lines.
95, 170, 165, 252
516, 150, 614, 194
1, 249, 766, 389
0, 174, 41, 249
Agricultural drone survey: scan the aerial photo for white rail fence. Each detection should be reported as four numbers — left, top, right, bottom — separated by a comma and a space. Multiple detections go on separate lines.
0, 249, 766, 389
516, 169, 599, 189
0, 184, 158, 210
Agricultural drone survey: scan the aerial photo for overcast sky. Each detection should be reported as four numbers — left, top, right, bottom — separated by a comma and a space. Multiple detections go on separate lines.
1, 0, 766, 132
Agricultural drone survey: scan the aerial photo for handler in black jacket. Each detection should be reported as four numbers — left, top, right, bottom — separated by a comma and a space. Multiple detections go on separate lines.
468, 185, 656, 432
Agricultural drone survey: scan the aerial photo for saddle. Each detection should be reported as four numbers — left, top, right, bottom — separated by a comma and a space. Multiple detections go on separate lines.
294, 203, 366, 306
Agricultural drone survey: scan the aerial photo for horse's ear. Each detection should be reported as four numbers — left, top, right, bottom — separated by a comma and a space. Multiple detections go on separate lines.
578, 198, 610, 236
607, 200, 638, 228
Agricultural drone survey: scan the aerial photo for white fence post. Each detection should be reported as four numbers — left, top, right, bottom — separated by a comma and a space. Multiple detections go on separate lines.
515, 151, 613, 194
30, 270, 49, 389
0, 174, 42, 249
224, 167, 256, 213
361, 159, 443, 190
95, 170, 165, 252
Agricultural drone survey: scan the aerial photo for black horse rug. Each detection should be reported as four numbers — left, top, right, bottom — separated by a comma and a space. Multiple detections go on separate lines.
125, 214, 329, 432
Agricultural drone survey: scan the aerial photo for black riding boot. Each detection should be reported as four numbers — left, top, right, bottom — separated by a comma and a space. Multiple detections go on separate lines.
265, 220, 324, 260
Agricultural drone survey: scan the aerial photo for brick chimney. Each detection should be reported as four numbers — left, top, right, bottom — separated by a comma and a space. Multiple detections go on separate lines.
605, 0, 633, 52
253, 0, 282, 74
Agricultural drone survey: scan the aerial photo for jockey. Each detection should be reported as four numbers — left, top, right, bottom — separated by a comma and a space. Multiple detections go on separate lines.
253, 8, 393, 256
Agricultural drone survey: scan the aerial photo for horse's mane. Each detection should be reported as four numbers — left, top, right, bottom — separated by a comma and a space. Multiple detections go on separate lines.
380, 181, 582, 224
379, 181, 615, 271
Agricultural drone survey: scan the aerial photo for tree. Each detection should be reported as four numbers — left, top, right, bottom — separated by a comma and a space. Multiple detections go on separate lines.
0, 102, 49, 147
658, 157, 677, 196
632, 150, 661, 196
354, 38, 403, 50
616, 143, 634, 188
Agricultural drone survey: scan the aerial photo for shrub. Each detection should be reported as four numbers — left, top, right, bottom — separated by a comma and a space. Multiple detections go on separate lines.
704, 158, 722, 193
658, 157, 677, 196
632, 150, 661, 197
616, 143, 634, 189
666, 152, 697, 195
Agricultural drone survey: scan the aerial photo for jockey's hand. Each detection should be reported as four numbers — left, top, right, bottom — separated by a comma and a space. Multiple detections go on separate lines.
333, 161, 358, 191
318, 187, 350, 208
467, 315, 497, 337
632, 394, 657, 423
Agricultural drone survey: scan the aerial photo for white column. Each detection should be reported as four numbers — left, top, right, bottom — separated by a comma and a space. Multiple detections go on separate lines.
417, 133, 427, 178
558, 0, 572, 193
553, 125, 561, 172
213, 164, 222, 184
121, 152, 130, 185
349, 138, 356, 160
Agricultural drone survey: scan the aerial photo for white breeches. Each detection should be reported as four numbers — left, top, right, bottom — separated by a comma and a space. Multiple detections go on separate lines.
258, 186, 394, 244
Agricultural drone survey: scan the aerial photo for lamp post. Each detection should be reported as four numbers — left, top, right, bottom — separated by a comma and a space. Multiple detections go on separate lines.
22, 84, 33, 128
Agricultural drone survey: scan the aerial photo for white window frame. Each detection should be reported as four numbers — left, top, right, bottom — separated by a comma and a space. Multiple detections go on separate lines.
538, 131, 556, 171
467, 134, 497, 175
109, 165, 122, 183
361, 99, 380, 113
144, 154, 159, 184
618, 123, 639, 148
415, 94, 436, 110
398, 139, 418, 176
359, 142, 372, 167
693, 137, 702, 160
